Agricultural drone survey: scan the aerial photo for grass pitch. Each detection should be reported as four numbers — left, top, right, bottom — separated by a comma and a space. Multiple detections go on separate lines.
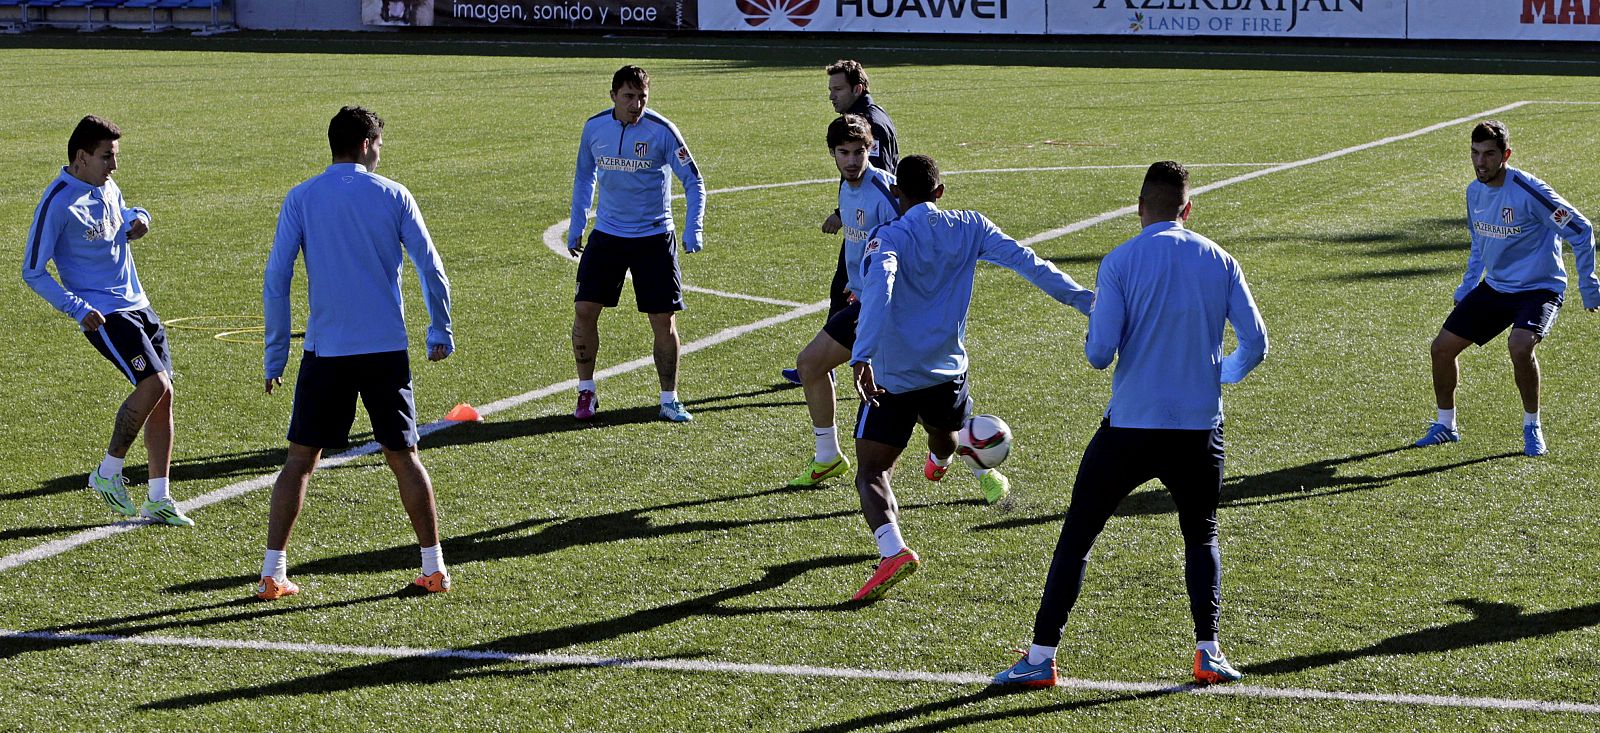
2, 32, 1599, 732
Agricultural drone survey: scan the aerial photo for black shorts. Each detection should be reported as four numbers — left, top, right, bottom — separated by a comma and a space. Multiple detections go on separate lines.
575, 229, 684, 313
287, 350, 418, 451
854, 373, 972, 449
821, 300, 861, 350
85, 307, 171, 385
1443, 282, 1562, 345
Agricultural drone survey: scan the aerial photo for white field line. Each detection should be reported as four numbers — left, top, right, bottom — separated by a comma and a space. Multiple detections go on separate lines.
0, 102, 1545, 575
1, 629, 1595, 716
542, 163, 1286, 263
1020, 100, 1533, 246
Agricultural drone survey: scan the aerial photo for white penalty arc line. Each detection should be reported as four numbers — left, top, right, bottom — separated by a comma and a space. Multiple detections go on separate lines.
1, 629, 1595, 716
541, 162, 1286, 270
0, 102, 1542, 574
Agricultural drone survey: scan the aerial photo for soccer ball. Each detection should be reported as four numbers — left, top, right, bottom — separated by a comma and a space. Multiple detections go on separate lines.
956, 414, 1012, 469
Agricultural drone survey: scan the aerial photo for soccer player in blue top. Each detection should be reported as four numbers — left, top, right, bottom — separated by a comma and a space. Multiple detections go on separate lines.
848, 155, 1094, 602
258, 106, 455, 600
1413, 120, 1597, 457
22, 115, 192, 527
568, 65, 706, 423
782, 60, 900, 386
786, 115, 900, 489
994, 161, 1267, 689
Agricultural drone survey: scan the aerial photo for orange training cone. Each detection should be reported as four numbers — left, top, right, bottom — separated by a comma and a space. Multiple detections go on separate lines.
444, 403, 482, 422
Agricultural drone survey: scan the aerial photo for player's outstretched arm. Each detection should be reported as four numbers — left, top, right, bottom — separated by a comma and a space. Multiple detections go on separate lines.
975, 216, 1093, 315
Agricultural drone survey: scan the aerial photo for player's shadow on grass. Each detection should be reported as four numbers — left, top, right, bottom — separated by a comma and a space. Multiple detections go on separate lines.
1247, 598, 1600, 677
141, 553, 870, 710
0, 587, 422, 662
971, 447, 1520, 531
421, 385, 802, 449
164, 482, 981, 594
4, 446, 289, 502
798, 686, 1177, 733
0, 523, 101, 542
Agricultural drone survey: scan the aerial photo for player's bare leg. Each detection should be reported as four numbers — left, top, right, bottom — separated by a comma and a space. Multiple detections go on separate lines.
1417, 328, 1471, 447
1508, 328, 1547, 456
850, 437, 919, 601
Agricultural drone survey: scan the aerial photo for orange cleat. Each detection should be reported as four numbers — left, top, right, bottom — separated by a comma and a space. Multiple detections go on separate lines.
414, 571, 452, 593
255, 576, 299, 600
923, 454, 949, 482
851, 548, 920, 602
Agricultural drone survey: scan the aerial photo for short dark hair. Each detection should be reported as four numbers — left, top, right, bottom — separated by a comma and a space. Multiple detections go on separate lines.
68, 115, 120, 163
827, 114, 873, 150
328, 106, 383, 159
612, 65, 649, 93
1140, 160, 1189, 219
825, 59, 869, 91
1472, 120, 1510, 151
897, 154, 941, 203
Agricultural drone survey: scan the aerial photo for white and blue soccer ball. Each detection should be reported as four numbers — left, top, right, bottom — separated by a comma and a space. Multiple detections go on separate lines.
956, 414, 1012, 469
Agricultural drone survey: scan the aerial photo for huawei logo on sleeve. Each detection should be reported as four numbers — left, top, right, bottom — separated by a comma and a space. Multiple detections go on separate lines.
736, 0, 819, 27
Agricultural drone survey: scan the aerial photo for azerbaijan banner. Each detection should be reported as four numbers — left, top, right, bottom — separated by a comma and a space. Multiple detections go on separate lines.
363, 0, 698, 30
1046, 0, 1407, 39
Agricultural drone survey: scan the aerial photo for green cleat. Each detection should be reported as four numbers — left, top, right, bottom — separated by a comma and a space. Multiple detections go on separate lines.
88, 470, 138, 517
139, 498, 195, 527
787, 455, 851, 487
979, 470, 1010, 505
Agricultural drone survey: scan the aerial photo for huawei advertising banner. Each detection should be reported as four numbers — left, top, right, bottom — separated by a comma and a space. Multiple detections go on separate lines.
699, 0, 1045, 33
1046, 0, 1406, 38
1409, 0, 1600, 40
363, 0, 697, 30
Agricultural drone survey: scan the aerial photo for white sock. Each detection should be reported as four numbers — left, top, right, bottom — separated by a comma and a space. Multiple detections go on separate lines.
873, 522, 907, 558
421, 544, 445, 576
262, 549, 287, 582
928, 452, 952, 467
147, 477, 170, 502
1196, 640, 1221, 656
660, 390, 677, 406
814, 426, 841, 463
577, 379, 596, 393
1027, 644, 1056, 665
98, 453, 124, 478
971, 465, 989, 479
1437, 407, 1456, 429
1524, 411, 1540, 426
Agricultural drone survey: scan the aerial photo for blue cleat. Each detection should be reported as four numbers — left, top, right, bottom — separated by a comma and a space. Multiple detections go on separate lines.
991, 652, 1057, 688
1524, 423, 1547, 457
1413, 422, 1460, 447
1193, 649, 1244, 685
659, 400, 694, 423
781, 368, 803, 386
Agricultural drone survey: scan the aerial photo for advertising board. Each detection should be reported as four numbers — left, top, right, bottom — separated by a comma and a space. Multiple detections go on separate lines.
698, 0, 1045, 34
362, 0, 696, 30
1045, 0, 1407, 39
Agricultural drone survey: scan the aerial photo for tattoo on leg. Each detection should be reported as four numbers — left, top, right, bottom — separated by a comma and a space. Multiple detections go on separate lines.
107, 400, 146, 456
573, 341, 594, 366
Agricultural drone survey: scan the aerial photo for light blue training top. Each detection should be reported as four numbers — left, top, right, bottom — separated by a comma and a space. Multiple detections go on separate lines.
837, 163, 899, 296
853, 201, 1094, 394
1457, 166, 1597, 308
264, 163, 453, 380
569, 108, 706, 248
1086, 220, 1268, 430
23, 168, 152, 324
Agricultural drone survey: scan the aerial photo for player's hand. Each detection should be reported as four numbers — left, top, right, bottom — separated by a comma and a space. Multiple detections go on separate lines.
127, 218, 149, 241
853, 362, 883, 407
428, 344, 451, 362
822, 212, 843, 235
1588, 305, 1600, 313
847, 291, 859, 305
265, 377, 282, 395
80, 309, 105, 331
682, 231, 703, 253
568, 243, 583, 258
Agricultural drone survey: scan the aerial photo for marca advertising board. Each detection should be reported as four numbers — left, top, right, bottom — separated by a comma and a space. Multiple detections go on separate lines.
362, 0, 697, 30
697, 0, 1045, 33
1408, 0, 1600, 40
1046, 1, 1406, 38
